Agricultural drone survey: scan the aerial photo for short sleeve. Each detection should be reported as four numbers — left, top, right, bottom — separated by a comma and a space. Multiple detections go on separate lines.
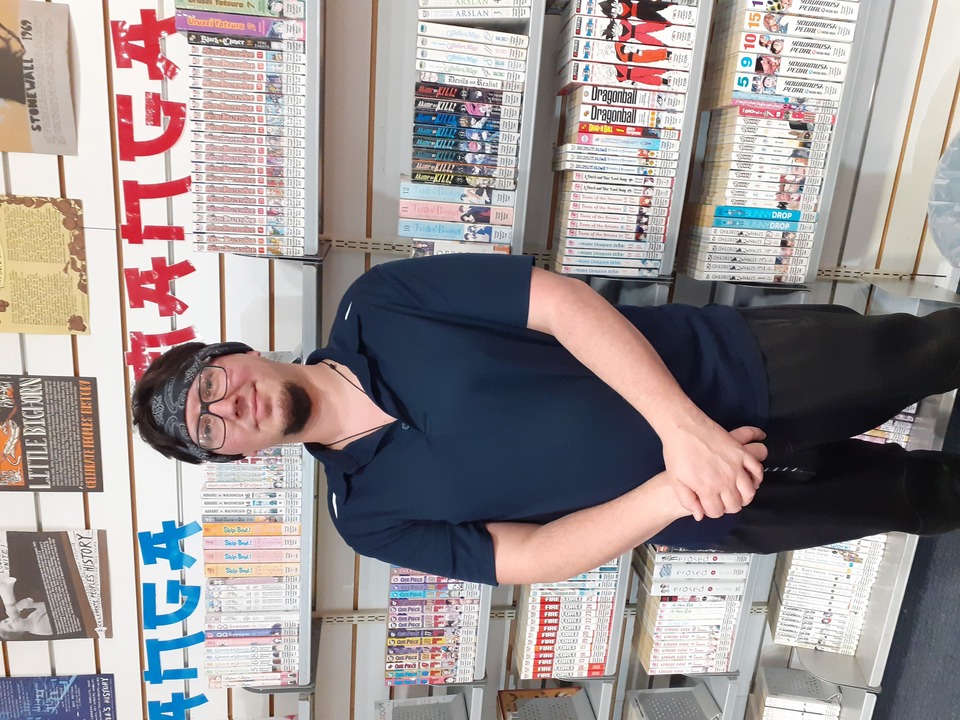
330, 493, 499, 585
351, 254, 535, 329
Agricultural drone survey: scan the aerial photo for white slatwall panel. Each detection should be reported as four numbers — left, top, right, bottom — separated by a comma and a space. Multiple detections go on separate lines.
837, 0, 937, 269
873, 3, 960, 274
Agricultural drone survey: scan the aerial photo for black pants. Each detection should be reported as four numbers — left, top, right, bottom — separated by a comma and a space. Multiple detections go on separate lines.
714, 305, 960, 553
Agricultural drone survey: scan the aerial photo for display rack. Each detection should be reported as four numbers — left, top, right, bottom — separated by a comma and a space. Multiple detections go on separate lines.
547, 0, 715, 279
327, 2, 956, 718
791, 395, 955, 693
371, 0, 547, 255
681, 0, 896, 286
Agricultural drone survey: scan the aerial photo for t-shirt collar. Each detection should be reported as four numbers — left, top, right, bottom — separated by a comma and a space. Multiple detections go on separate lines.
303, 347, 391, 476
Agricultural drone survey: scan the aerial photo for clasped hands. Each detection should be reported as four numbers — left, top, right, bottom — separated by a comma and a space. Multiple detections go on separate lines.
661, 418, 768, 522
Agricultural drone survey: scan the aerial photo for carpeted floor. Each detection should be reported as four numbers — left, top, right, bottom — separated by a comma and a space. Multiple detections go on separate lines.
872, 531, 960, 719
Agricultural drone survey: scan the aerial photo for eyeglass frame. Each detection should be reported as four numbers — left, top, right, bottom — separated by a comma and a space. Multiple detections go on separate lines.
195, 364, 230, 451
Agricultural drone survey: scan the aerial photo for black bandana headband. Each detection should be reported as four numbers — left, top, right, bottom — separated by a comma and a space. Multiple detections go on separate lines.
150, 341, 253, 463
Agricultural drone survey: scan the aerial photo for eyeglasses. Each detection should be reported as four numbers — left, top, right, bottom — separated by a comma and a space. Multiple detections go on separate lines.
196, 364, 229, 451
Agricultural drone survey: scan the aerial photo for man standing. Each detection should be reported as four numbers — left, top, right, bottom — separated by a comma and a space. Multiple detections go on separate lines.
133, 254, 960, 585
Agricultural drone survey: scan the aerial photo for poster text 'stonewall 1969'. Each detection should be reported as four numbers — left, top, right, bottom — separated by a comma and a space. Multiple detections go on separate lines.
0, 0, 76, 155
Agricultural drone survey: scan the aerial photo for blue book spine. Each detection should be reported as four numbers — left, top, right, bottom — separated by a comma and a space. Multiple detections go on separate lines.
708, 217, 811, 232
712, 206, 817, 222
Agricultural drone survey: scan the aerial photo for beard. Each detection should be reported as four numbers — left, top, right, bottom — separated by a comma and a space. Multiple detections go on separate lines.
280, 381, 312, 437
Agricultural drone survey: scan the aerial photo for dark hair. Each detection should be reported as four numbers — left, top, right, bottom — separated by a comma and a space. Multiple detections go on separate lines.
131, 341, 209, 465
601, 19, 620, 41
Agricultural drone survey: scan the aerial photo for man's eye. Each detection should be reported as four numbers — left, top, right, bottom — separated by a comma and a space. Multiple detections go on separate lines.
199, 418, 215, 440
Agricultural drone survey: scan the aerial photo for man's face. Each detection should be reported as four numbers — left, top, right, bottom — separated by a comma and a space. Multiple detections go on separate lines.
183, 351, 313, 457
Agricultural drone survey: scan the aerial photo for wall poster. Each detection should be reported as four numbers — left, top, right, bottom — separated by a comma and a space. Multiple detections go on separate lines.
0, 196, 89, 335
0, 374, 101, 491
0, 530, 111, 641
0, 0, 76, 155
0, 674, 116, 720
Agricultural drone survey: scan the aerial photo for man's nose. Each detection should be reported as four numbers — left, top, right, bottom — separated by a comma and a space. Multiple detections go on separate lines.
208, 393, 239, 418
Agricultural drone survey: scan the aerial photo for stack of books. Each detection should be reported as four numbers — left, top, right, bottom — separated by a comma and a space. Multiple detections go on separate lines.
680, 0, 861, 283
769, 535, 886, 655
399, 12, 530, 256
174, 0, 309, 257
200, 447, 304, 688
514, 557, 623, 679
551, 0, 702, 278
633, 544, 750, 674
746, 667, 842, 720
854, 402, 918, 447
385, 566, 483, 685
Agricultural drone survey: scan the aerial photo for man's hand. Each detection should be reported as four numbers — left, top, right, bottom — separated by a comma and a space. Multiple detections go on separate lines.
663, 421, 767, 521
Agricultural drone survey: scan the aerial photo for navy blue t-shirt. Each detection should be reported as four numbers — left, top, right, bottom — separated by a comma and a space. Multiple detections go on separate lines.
306, 254, 769, 585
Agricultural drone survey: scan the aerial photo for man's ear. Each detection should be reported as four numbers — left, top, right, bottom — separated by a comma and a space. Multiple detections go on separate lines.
247, 350, 261, 357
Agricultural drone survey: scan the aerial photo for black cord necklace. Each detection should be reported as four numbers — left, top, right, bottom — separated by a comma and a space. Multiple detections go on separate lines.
321, 361, 393, 447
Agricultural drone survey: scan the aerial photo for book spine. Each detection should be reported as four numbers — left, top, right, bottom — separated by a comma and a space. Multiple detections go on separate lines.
414, 96, 522, 121
204, 549, 301, 563
741, 0, 859, 21
560, 237, 666, 251
415, 59, 526, 85
410, 158, 518, 180
576, 84, 686, 111
202, 522, 301, 536
568, 102, 684, 130
731, 74, 845, 102
416, 20, 528, 48
205, 563, 301, 577
409, 171, 515, 190
566, 0, 698, 25
737, 9, 857, 41
398, 219, 513, 243
412, 147, 518, 169
176, 0, 305, 18
417, 7, 532, 20
563, 13, 695, 48
558, 61, 690, 94
555, 161, 676, 177
419, 0, 532, 6
400, 200, 514, 225
416, 47, 526, 73
562, 38, 693, 71
399, 180, 516, 206
735, 32, 852, 62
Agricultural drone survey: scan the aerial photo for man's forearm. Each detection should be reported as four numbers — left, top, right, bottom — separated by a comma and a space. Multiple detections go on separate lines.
526, 268, 765, 520
527, 268, 701, 436
487, 473, 687, 585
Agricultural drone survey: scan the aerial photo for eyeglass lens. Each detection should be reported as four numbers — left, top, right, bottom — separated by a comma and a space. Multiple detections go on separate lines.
197, 366, 227, 450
